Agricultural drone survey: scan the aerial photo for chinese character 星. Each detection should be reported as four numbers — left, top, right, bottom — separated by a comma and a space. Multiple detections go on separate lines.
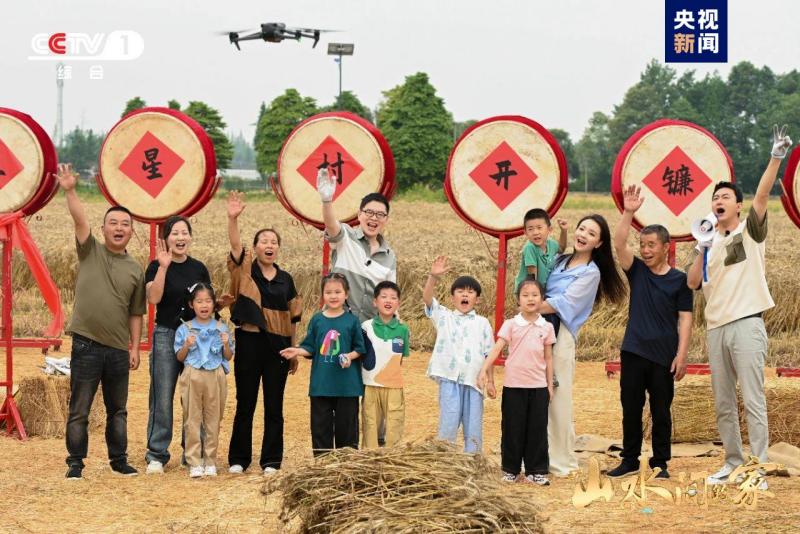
662, 164, 694, 196
489, 160, 517, 190
142, 148, 163, 180
699, 33, 719, 54
674, 33, 696, 54
673, 9, 695, 30
699, 9, 719, 30
317, 152, 345, 185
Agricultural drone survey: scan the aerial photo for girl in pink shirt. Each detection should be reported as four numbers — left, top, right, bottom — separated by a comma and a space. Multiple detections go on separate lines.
478, 278, 556, 486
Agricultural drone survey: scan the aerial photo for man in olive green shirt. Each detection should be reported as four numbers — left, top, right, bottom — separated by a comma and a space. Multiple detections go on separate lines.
57, 163, 146, 480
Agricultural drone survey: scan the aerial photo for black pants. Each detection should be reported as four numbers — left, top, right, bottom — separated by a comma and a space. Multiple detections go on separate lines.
620, 351, 675, 469
501, 387, 549, 475
310, 396, 359, 456
66, 335, 130, 468
228, 330, 290, 470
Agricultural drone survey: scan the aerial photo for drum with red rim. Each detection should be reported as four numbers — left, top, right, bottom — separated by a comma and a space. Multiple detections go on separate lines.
780, 146, 800, 230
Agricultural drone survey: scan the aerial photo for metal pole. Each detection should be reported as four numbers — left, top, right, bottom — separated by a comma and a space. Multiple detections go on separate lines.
338, 54, 343, 100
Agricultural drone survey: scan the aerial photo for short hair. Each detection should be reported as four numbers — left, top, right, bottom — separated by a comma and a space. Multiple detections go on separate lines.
713, 181, 743, 203
360, 192, 390, 214
523, 208, 551, 227
321, 272, 349, 293
253, 228, 282, 246
640, 224, 670, 245
374, 280, 401, 299
516, 277, 544, 300
450, 275, 482, 296
103, 205, 133, 223
162, 215, 192, 240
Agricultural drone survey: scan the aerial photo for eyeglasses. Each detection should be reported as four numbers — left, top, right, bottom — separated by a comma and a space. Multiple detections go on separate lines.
360, 209, 388, 220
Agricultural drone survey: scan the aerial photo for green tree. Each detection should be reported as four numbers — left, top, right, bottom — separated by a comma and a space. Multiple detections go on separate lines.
121, 96, 146, 118
376, 72, 453, 190
575, 112, 613, 192
254, 89, 318, 177
230, 131, 256, 169
167, 99, 181, 110
548, 128, 579, 181
321, 91, 374, 122
453, 120, 477, 143
182, 101, 234, 169
58, 127, 104, 176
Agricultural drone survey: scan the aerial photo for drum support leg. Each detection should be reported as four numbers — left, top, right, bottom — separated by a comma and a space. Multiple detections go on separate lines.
139, 222, 158, 352
0, 225, 27, 440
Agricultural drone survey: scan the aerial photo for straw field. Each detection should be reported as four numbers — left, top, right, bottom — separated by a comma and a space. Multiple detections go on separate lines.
1, 192, 799, 532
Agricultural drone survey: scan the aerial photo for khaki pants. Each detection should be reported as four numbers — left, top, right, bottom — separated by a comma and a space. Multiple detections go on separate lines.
548, 328, 578, 476
180, 366, 227, 468
707, 317, 769, 467
362, 386, 405, 448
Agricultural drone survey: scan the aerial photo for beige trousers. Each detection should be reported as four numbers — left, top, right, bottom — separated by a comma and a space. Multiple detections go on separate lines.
180, 366, 227, 468
548, 328, 578, 476
362, 386, 405, 448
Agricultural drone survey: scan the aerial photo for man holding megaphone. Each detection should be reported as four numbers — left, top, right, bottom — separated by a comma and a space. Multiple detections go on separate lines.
686, 125, 792, 489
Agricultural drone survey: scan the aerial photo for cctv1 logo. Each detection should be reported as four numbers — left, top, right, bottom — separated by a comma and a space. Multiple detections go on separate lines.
29, 31, 144, 60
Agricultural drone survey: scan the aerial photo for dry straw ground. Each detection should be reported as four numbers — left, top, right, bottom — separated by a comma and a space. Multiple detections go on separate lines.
1, 193, 799, 532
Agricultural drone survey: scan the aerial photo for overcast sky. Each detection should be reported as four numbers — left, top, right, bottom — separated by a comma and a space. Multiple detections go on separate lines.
2, 1, 798, 145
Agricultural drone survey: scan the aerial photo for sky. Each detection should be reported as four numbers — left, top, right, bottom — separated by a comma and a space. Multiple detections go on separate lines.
2, 1, 798, 145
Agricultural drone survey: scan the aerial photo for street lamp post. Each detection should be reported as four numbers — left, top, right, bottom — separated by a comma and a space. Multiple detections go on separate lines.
327, 43, 354, 102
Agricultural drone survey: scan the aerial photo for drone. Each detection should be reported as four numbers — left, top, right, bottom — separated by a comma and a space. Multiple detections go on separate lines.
220, 23, 335, 50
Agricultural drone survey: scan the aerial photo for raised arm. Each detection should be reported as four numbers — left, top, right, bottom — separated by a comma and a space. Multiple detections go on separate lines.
146, 239, 172, 304
317, 168, 341, 239
423, 256, 449, 309
226, 191, 246, 259
613, 185, 643, 271
556, 217, 568, 253
56, 164, 90, 244
753, 125, 792, 222
686, 250, 704, 291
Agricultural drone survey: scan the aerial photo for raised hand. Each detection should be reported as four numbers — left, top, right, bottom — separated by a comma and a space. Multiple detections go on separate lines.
55, 163, 79, 191
227, 191, 246, 219
622, 185, 644, 213
430, 256, 450, 278
216, 293, 235, 309
155, 238, 172, 268
556, 217, 569, 231
771, 124, 792, 159
316, 167, 337, 202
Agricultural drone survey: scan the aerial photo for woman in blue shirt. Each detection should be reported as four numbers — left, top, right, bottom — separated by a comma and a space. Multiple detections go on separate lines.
538, 214, 625, 476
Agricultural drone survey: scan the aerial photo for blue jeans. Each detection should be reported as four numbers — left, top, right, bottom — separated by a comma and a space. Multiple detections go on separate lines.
145, 325, 183, 465
437, 379, 484, 453
66, 335, 130, 468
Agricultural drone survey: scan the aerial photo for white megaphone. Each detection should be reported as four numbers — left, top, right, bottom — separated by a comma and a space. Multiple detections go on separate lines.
691, 212, 717, 242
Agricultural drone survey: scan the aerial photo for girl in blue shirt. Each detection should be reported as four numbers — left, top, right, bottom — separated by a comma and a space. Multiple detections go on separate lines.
174, 283, 234, 478
538, 214, 625, 476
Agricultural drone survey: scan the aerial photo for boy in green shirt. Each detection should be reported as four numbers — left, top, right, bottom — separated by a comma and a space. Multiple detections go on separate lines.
514, 208, 568, 290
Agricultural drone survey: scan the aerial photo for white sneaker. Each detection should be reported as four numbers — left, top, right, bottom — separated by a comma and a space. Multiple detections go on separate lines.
228, 464, 244, 474
707, 464, 736, 485
189, 466, 204, 478
204, 465, 217, 477
146, 461, 164, 475
758, 478, 768, 491
263, 466, 278, 476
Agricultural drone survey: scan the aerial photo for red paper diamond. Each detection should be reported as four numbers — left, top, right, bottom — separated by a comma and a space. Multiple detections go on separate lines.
118, 131, 185, 199
0, 137, 24, 190
296, 136, 364, 201
468, 141, 538, 210
641, 146, 712, 216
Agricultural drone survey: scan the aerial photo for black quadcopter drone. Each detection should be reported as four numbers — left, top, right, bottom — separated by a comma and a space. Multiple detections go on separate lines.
219, 23, 336, 50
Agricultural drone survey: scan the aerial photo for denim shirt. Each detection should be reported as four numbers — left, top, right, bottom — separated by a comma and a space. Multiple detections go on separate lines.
174, 319, 233, 373
545, 258, 600, 339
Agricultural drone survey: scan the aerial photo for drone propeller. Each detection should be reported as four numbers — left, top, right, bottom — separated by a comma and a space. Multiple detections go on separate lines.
214, 29, 256, 36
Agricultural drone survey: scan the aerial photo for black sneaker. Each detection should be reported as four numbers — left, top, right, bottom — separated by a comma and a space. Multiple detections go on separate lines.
65, 465, 83, 480
653, 468, 670, 479
111, 463, 138, 476
607, 461, 639, 478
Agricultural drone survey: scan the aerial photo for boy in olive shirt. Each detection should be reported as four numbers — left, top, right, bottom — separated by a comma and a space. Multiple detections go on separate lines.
57, 164, 146, 480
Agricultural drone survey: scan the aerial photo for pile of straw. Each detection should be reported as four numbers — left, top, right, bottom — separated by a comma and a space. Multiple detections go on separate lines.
642, 378, 800, 446
16, 375, 105, 438
264, 440, 544, 533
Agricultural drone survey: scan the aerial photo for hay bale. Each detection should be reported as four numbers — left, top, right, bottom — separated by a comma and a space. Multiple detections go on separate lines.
642, 377, 800, 447
264, 440, 544, 533
16, 375, 105, 438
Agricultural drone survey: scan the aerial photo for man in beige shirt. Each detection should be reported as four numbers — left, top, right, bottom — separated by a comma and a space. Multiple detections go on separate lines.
687, 126, 792, 488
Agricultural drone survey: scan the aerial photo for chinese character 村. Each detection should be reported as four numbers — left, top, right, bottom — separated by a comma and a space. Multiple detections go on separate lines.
317, 152, 345, 185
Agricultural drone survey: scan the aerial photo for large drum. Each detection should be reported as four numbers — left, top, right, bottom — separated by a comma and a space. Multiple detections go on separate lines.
781, 146, 800, 230
612, 119, 734, 240
276, 112, 395, 228
445, 115, 568, 236
0, 108, 58, 216
98, 107, 217, 223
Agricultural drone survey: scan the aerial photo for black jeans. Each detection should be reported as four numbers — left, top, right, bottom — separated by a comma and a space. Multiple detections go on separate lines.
310, 396, 359, 456
620, 351, 675, 469
66, 335, 130, 468
501, 387, 549, 475
228, 330, 290, 470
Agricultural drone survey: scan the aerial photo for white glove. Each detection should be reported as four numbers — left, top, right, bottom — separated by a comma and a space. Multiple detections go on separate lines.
316, 167, 336, 202
695, 239, 712, 254
771, 124, 792, 159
